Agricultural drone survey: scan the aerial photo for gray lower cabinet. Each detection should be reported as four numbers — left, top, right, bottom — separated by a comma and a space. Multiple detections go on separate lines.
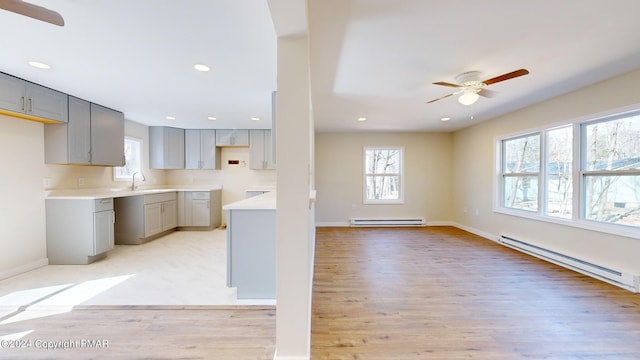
115, 192, 178, 244
185, 129, 220, 169
177, 190, 222, 230
45, 198, 115, 264
44, 96, 125, 166
0, 72, 68, 123
226, 208, 276, 299
149, 126, 185, 169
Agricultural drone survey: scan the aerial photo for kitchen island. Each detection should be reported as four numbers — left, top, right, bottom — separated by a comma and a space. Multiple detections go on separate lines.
223, 191, 276, 299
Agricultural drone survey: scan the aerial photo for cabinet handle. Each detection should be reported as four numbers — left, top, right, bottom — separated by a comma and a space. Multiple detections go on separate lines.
29, 98, 33, 112
21, 96, 25, 111
112, 210, 116, 224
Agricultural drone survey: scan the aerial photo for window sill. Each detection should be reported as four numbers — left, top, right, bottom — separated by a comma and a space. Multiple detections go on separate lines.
493, 207, 640, 240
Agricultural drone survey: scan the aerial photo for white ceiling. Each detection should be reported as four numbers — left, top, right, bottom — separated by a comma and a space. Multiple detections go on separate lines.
3, 1, 640, 133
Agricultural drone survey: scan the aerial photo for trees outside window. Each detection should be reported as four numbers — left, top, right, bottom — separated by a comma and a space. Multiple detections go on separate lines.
582, 115, 640, 227
364, 147, 403, 204
502, 134, 540, 211
497, 110, 640, 233
546, 126, 573, 219
113, 137, 142, 181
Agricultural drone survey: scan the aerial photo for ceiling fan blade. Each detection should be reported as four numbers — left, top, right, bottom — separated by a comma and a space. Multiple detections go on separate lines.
482, 68, 529, 86
478, 88, 498, 98
0, 0, 64, 26
426, 93, 454, 104
433, 81, 462, 88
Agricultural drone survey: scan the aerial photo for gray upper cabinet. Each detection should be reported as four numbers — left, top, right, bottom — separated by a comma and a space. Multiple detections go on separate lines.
185, 129, 220, 169
250, 129, 276, 170
215, 129, 249, 147
149, 126, 185, 169
0, 72, 68, 123
90, 103, 125, 166
45, 96, 124, 166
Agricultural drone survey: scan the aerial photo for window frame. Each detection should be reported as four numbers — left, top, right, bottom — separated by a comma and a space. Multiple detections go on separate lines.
363, 146, 405, 205
494, 106, 640, 240
113, 136, 143, 181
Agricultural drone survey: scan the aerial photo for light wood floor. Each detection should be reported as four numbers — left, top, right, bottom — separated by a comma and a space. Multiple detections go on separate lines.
0, 306, 276, 360
311, 226, 640, 359
3, 226, 640, 359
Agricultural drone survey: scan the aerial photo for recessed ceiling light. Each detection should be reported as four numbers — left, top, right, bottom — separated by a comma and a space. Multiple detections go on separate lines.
194, 64, 210, 72
208, 116, 217, 121
28, 61, 51, 70
357, 117, 367, 122
166, 116, 176, 120
440, 117, 451, 122
251, 117, 260, 121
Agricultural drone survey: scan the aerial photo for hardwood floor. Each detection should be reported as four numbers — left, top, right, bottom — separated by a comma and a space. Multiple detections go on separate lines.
3, 226, 639, 359
0, 306, 275, 359
311, 226, 640, 359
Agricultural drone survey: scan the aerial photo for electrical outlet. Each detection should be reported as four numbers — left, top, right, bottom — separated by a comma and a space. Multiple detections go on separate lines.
78, 177, 85, 186
475, 208, 479, 216
43, 178, 51, 188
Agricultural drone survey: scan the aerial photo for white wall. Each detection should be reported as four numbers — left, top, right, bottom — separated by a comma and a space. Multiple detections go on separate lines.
315, 132, 452, 225
452, 68, 640, 275
0, 115, 48, 279
274, 34, 314, 360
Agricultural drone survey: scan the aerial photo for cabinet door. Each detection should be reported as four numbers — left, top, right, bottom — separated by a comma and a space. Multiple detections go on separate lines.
26, 82, 68, 123
67, 96, 92, 164
185, 129, 202, 169
200, 130, 219, 169
0, 73, 25, 113
162, 200, 178, 231
216, 129, 249, 146
93, 210, 115, 255
90, 103, 125, 166
250, 130, 276, 169
144, 203, 163, 237
191, 199, 210, 227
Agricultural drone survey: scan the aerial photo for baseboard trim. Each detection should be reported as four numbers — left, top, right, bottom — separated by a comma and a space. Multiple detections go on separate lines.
273, 349, 309, 360
451, 222, 497, 242
315, 221, 350, 227
0, 258, 48, 281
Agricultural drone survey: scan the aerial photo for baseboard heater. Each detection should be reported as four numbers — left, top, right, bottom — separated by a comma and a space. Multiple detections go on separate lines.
350, 218, 426, 227
498, 235, 640, 293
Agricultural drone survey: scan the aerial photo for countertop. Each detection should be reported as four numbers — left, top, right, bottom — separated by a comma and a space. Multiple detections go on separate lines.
46, 185, 223, 200
223, 191, 276, 210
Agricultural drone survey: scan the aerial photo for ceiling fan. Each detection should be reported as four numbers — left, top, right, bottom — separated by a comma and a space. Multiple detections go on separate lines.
427, 68, 529, 105
0, 0, 64, 26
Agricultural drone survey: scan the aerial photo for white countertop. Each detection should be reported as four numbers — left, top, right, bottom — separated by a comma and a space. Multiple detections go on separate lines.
223, 191, 276, 210
46, 185, 222, 200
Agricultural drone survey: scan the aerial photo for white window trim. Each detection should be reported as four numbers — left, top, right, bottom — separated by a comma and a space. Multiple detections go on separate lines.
493, 103, 640, 240
113, 136, 143, 182
363, 146, 405, 204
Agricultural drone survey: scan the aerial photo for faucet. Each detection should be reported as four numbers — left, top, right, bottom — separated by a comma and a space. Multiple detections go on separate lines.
131, 172, 146, 190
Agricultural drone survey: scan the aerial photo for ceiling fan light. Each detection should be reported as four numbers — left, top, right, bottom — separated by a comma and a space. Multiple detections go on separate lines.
458, 92, 479, 106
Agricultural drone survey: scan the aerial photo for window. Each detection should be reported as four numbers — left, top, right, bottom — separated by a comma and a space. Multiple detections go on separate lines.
496, 109, 640, 235
113, 137, 142, 181
501, 134, 540, 211
546, 126, 573, 219
364, 147, 403, 204
582, 114, 640, 227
